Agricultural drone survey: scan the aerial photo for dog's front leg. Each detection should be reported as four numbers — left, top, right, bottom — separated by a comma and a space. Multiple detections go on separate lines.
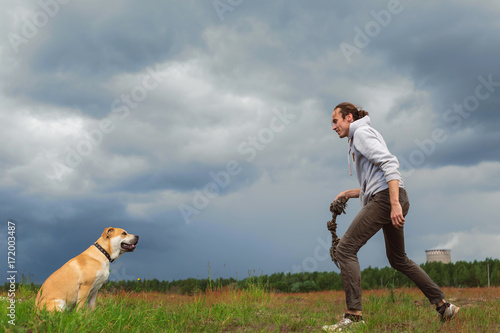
76, 284, 93, 310
87, 290, 99, 309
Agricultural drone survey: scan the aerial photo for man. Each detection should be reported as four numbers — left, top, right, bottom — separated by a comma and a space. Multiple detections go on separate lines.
323, 102, 459, 332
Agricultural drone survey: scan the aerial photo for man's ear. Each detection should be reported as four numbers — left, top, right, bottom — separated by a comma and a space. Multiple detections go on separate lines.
346, 113, 354, 123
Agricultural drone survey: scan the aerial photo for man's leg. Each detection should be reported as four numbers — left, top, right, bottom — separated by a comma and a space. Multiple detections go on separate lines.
381, 188, 445, 304
336, 195, 390, 312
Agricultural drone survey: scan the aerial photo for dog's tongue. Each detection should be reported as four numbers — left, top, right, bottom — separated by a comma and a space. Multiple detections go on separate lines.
122, 243, 136, 250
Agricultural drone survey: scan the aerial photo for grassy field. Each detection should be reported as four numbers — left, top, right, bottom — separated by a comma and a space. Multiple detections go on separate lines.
2, 285, 500, 332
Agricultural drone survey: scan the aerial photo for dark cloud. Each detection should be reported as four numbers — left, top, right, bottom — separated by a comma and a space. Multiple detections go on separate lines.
4, 1, 211, 117
110, 160, 260, 194
367, 2, 500, 126
1, 0, 499, 285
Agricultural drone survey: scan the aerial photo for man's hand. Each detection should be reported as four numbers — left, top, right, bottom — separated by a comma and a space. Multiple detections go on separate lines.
334, 191, 349, 202
387, 180, 406, 229
391, 202, 405, 229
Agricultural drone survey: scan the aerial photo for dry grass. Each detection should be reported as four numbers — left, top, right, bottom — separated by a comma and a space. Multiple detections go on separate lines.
2, 286, 500, 332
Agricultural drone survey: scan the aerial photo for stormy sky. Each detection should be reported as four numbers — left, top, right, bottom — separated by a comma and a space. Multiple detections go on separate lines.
1, 0, 499, 284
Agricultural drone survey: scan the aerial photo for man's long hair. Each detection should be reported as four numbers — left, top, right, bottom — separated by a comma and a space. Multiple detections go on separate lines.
334, 102, 369, 120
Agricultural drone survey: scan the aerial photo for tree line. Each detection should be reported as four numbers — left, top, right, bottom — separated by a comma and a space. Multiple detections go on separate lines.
4, 258, 499, 295
105, 258, 500, 294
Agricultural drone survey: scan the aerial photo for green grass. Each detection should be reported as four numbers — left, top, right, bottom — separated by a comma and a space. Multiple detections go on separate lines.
1, 286, 499, 332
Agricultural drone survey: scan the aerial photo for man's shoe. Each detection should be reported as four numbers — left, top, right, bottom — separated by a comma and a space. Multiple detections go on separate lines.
438, 302, 460, 322
322, 314, 365, 332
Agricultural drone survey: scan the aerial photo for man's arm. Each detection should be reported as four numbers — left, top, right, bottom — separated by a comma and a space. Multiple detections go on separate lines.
388, 179, 405, 229
335, 188, 360, 202
353, 128, 401, 184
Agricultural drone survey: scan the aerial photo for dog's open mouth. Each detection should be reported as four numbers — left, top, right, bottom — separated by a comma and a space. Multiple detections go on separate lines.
121, 243, 136, 251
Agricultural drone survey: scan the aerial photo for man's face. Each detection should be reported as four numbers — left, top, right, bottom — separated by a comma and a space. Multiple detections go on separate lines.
331, 108, 353, 138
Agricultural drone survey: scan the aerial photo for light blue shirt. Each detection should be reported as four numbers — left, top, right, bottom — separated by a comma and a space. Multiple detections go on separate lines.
347, 116, 404, 206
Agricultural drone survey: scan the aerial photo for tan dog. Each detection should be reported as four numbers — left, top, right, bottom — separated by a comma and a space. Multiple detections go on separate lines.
36, 227, 139, 311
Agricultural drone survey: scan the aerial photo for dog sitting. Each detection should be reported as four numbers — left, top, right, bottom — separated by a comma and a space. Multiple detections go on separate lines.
36, 227, 139, 311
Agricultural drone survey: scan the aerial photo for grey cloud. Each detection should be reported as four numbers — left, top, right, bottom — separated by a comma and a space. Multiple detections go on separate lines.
366, 2, 500, 123
1, 0, 499, 285
4, 1, 211, 116
109, 160, 260, 194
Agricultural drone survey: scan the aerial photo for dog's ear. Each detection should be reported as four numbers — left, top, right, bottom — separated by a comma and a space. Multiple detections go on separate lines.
102, 227, 115, 239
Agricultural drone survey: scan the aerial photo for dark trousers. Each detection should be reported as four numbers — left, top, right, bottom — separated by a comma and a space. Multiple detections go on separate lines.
336, 188, 445, 311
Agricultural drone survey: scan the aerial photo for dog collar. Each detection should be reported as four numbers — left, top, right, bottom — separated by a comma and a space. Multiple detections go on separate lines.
94, 242, 114, 263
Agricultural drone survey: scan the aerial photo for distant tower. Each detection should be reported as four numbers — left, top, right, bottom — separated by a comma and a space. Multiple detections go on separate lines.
426, 249, 451, 263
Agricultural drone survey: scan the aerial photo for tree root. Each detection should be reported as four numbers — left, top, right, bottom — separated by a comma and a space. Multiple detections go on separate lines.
327, 197, 348, 268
